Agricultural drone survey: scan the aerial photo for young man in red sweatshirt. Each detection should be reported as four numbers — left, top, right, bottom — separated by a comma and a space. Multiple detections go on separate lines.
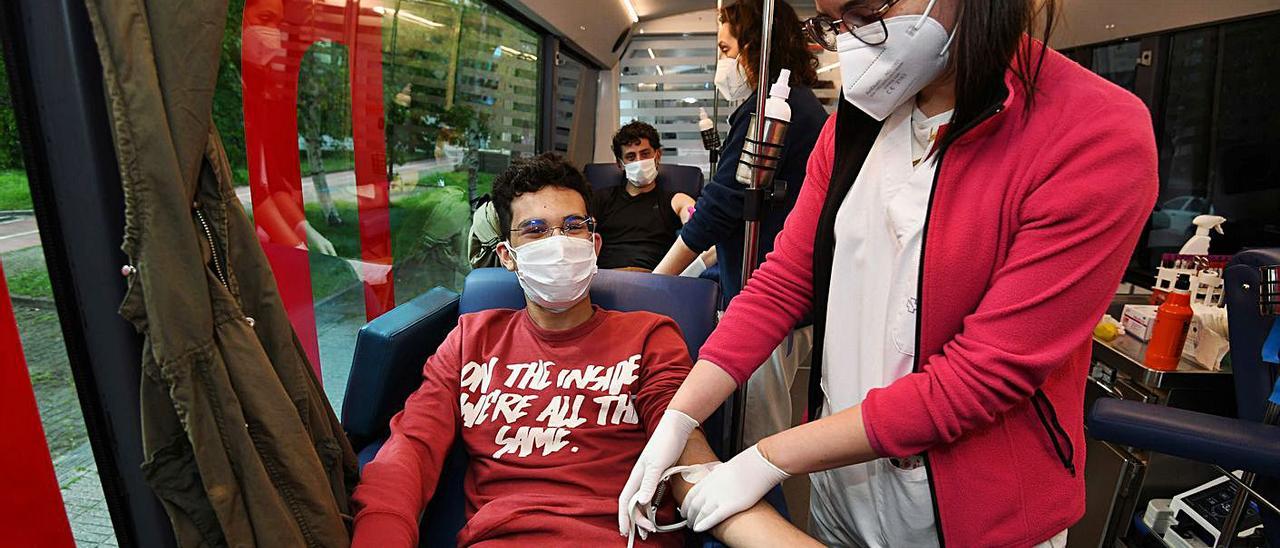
351, 153, 813, 547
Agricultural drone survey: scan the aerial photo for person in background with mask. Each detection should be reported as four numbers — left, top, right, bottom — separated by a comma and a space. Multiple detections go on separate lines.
649, 0, 826, 461
592, 121, 697, 271
351, 153, 815, 548
623, 0, 1159, 546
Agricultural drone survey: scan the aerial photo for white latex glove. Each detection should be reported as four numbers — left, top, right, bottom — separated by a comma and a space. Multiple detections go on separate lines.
680, 444, 790, 532
303, 222, 337, 256
625, 462, 720, 548
678, 255, 707, 278
618, 410, 699, 536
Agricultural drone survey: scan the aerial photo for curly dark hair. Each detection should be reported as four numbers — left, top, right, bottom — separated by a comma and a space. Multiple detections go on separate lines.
611, 120, 662, 161
491, 153, 593, 235
721, 0, 818, 89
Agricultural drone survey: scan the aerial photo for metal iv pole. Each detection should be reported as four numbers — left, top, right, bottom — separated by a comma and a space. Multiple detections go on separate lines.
726, 0, 781, 455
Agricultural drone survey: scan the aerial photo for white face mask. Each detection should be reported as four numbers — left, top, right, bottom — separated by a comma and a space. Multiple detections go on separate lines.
623, 157, 659, 187
504, 235, 598, 313
836, 0, 957, 121
243, 25, 286, 68
714, 57, 752, 102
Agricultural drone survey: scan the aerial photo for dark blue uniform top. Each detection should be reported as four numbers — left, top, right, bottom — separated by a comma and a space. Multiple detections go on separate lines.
679, 85, 828, 310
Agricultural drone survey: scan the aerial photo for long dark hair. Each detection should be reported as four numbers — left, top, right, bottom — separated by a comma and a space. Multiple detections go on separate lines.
721, 0, 819, 89
940, 0, 1058, 152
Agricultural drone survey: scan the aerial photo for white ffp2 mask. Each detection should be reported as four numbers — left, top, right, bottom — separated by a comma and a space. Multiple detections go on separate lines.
504, 235, 598, 312
624, 158, 659, 187
837, 0, 956, 121
714, 57, 752, 102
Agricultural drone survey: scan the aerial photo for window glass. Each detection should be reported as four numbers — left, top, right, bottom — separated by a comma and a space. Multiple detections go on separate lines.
1139, 27, 1219, 270
551, 50, 598, 169
619, 36, 728, 175
1, 47, 117, 546
1211, 14, 1280, 251
1091, 41, 1141, 92
619, 35, 839, 176
1116, 13, 1280, 280
214, 0, 542, 412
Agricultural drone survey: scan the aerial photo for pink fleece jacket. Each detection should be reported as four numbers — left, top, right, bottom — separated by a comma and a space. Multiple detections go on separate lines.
699, 44, 1158, 546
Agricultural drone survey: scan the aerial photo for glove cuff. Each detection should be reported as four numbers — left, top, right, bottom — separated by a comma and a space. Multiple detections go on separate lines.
745, 444, 791, 483
660, 409, 700, 436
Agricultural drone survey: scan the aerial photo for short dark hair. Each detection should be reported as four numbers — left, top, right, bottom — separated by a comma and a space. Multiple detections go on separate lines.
611, 120, 662, 161
491, 152, 593, 235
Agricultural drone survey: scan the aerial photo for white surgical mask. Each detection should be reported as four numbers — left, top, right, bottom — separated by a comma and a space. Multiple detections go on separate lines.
243, 25, 286, 68
714, 57, 752, 102
504, 235, 597, 313
836, 0, 957, 121
624, 158, 659, 187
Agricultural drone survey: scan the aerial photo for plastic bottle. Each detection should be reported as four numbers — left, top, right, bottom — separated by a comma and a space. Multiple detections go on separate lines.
764, 68, 792, 122
698, 107, 715, 132
1177, 214, 1226, 255
698, 107, 720, 151
1145, 274, 1194, 370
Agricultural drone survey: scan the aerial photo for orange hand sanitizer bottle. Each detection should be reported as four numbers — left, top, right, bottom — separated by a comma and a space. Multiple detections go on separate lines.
1145, 274, 1194, 371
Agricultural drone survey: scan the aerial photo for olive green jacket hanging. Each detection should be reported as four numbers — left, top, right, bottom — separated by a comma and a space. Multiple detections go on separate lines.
83, 1, 358, 545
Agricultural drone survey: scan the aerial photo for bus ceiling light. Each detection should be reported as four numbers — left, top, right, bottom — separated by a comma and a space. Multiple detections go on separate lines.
622, 0, 640, 23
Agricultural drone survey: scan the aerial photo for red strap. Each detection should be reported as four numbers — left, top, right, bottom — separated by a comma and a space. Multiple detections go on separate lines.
242, 0, 396, 376
0, 261, 75, 547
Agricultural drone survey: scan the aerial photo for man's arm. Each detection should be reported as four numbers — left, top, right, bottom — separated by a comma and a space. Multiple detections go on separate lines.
351, 327, 465, 547
667, 429, 819, 548
670, 192, 696, 224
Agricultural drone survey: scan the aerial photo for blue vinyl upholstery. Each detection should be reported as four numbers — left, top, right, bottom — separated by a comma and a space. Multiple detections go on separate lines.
343, 268, 751, 547
1088, 399, 1280, 474
1088, 248, 1280, 543
342, 288, 459, 450
582, 162, 705, 199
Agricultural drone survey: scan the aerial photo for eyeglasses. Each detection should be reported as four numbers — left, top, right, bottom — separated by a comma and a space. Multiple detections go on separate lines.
510, 215, 596, 240
803, 0, 900, 51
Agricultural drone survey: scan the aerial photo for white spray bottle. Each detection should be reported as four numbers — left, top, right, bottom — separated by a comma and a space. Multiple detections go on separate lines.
764, 69, 792, 123
1178, 215, 1226, 255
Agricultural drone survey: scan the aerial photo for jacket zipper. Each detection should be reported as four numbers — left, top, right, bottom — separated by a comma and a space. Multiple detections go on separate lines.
193, 202, 229, 289
913, 100, 1005, 548
1031, 390, 1077, 476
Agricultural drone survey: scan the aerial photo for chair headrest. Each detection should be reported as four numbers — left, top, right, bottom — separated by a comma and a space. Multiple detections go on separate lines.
460, 268, 720, 356
582, 163, 705, 199
1223, 247, 1280, 422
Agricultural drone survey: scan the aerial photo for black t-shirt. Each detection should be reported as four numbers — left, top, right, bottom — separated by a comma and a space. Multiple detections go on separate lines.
591, 184, 682, 270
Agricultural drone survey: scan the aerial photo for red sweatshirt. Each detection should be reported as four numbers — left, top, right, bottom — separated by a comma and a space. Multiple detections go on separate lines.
351, 307, 691, 547
700, 41, 1158, 546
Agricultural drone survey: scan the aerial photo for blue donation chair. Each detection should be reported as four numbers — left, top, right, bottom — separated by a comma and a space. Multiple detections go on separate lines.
582, 162, 721, 286
582, 162, 705, 199
1088, 248, 1280, 545
342, 268, 782, 547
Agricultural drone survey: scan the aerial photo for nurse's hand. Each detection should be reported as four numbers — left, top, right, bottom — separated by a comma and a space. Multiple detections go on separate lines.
681, 444, 791, 532
618, 409, 700, 536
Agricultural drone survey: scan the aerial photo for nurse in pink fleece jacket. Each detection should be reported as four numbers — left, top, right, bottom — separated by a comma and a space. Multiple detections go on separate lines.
618, 0, 1158, 546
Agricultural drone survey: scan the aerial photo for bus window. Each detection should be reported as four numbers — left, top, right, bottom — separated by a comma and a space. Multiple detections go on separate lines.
212, 0, 542, 412
551, 50, 598, 170
0, 51, 116, 546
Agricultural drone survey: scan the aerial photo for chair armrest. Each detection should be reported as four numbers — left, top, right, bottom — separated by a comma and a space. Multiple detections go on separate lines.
1088, 399, 1280, 476
341, 287, 459, 451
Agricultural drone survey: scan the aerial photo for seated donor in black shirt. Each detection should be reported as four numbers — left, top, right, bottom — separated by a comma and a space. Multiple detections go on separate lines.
591, 120, 696, 271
